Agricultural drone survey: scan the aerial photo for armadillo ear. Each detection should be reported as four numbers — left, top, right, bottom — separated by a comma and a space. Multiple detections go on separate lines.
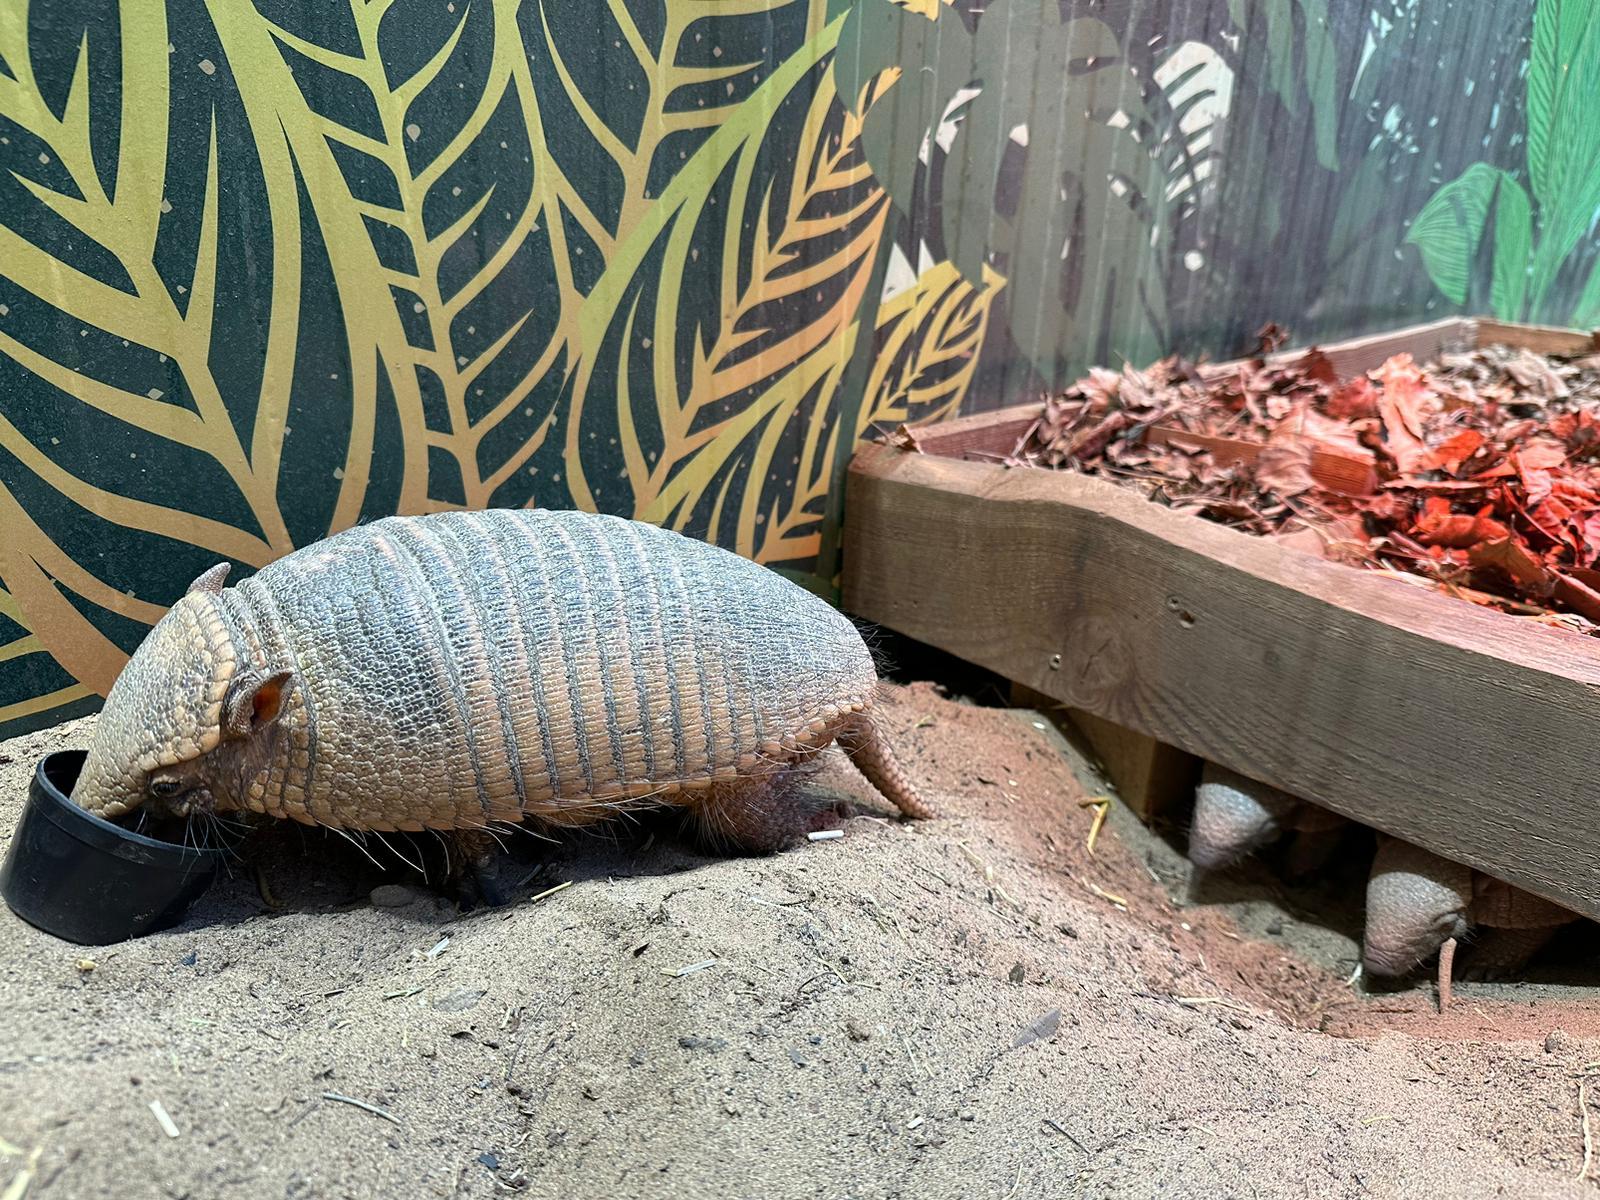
187, 563, 231, 596
222, 670, 295, 740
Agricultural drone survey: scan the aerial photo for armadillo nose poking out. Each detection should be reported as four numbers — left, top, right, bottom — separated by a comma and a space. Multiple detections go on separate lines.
1186, 762, 1298, 871
70, 510, 932, 852
1362, 836, 1472, 977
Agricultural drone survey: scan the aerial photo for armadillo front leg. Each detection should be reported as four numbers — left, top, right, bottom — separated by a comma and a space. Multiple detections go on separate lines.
445, 828, 511, 909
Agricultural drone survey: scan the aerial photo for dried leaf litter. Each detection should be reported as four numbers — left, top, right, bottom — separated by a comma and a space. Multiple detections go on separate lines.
1006, 326, 1600, 633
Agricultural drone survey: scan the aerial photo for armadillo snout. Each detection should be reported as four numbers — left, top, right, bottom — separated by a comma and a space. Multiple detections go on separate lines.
1363, 838, 1473, 976
1187, 763, 1296, 870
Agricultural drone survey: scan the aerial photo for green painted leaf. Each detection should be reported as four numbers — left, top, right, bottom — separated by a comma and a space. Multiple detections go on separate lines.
1404, 163, 1537, 323
1406, 163, 1526, 313
1227, 0, 1340, 172
1525, 0, 1600, 312
1000, 16, 1168, 380
1568, 269, 1600, 330
833, 0, 1168, 384
1528, 0, 1600, 212
832, 0, 974, 233
1297, 0, 1341, 173
1489, 175, 1533, 321
1263, 0, 1295, 111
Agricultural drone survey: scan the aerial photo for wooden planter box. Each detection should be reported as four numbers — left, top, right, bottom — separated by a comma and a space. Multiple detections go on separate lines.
843, 317, 1600, 920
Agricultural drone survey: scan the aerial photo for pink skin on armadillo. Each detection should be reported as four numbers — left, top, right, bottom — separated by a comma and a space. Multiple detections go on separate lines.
1188, 769, 1571, 982
1363, 836, 1573, 979
1186, 762, 1345, 877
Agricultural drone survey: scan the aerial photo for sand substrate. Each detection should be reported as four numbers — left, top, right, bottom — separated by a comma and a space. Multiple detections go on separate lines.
4, 683, 1600, 1199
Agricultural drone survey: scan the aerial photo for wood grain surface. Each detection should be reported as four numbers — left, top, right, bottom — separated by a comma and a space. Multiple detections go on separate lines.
1010, 682, 1198, 822
843, 318, 1600, 918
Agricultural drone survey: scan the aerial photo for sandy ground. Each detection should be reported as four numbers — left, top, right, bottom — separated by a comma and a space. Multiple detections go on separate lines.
4, 683, 1600, 1199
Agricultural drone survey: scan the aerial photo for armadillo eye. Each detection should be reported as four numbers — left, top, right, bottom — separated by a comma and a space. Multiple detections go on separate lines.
149, 778, 182, 800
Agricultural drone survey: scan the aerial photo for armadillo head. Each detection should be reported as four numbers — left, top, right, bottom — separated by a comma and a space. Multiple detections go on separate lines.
1187, 762, 1299, 871
71, 564, 296, 823
1362, 835, 1472, 977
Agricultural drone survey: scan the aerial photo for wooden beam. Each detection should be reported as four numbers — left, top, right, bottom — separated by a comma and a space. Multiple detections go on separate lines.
841, 319, 1600, 920
1471, 318, 1600, 357
1010, 682, 1198, 821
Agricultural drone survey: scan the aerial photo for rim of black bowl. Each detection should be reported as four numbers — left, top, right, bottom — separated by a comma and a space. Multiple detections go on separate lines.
34, 750, 229, 862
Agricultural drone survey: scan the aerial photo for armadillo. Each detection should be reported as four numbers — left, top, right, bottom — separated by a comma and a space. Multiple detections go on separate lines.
1187, 762, 1348, 878
70, 509, 932, 893
1363, 835, 1577, 983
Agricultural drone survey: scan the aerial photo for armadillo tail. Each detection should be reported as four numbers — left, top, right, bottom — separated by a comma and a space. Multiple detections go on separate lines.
836, 709, 935, 820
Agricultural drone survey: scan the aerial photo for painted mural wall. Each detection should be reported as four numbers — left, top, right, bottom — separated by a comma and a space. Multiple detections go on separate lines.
0, 0, 1591, 737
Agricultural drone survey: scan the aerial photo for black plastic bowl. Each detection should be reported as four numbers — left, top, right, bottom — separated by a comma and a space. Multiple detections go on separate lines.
0, 750, 226, 945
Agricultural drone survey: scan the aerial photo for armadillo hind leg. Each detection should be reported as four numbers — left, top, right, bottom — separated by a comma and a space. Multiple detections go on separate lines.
687, 769, 852, 854
834, 711, 934, 820
1458, 925, 1559, 981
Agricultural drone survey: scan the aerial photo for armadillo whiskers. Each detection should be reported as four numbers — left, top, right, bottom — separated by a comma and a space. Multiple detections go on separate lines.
326, 825, 384, 872
374, 831, 426, 878
489, 819, 534, 844
477, 824, 511, 855
428, 829, 452, 876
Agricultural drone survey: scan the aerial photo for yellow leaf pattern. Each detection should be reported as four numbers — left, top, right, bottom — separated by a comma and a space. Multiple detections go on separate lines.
0, 0, 1003, 735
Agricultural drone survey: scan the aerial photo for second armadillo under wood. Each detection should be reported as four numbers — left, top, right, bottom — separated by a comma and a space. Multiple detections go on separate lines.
70, 509, 931, 855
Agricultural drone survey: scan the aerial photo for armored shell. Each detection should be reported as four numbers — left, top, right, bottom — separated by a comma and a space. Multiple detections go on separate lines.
73, 509, 907, 832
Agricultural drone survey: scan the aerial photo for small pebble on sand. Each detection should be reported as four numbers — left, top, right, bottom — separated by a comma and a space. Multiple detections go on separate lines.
370, 884, 421, 908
